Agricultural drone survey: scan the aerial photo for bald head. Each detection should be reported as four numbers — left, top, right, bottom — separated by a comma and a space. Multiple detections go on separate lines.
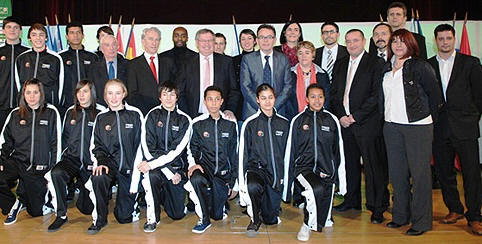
172, 26, 188, 47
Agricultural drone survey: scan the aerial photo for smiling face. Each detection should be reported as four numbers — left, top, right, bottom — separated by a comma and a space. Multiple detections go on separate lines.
321, 24, 339, 46
391, 36, 408, 58
172, 27, 188, 47
159, 88, 178, 111
373, 25, 391, 50
345, 31, 366, 58
142, 30, 161, 55
297, 46, 314, 67
77, 84, 92, 108
256, 88, 275, 115
100, 35, 117, 60
284, 23, 301, 44
29, 29, 47, 51
214, 36, 226, 54
203, 90, 223, 115
240, 33, 255, 52
257, 28, 276, 54
196, 32, 214, 56
3, 22, 21, 43
306, 87, 324, 112
104, 82, 126, 111
24, 84, 41, 109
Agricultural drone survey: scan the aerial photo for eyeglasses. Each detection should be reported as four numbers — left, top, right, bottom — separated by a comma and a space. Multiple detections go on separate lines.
322, 30, 337, 35
258, 35, 275, 40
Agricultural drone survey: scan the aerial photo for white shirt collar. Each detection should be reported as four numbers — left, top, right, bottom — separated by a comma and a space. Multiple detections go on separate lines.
436, 50, 456, 62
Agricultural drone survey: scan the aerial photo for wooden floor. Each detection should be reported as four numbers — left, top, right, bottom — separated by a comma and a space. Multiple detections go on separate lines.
1, 174, 480, 244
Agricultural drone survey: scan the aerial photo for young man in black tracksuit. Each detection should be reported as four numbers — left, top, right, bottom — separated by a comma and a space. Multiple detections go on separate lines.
0, 16, 29, 130
15, 23, 64, 109
0, 79, 61, 225
184, 86, 238, 234
139, 82, 191, 232
283, 83, 347, 242
45, 80, 105, 231
85, 79, 144, 234
58, 22, 98, 116
238, 84, 289, 237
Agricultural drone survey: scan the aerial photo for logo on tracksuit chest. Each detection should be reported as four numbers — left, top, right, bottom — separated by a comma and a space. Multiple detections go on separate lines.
203, 131, 210, 138
302, 124, 309, 131
257, 130, 264, 137
157, 121, 163, 127
105, 124, 112, 131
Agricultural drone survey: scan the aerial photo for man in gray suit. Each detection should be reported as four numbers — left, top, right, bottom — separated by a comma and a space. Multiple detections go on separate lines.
240, 24, 293, 120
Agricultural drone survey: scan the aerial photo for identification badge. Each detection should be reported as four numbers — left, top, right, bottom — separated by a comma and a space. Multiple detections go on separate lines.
87, 165, 93, 170
88, 121, 95, 127
125, 123, 133, 129
39, 120, 49, 125
275, 130, 283, 136
321, 126, 330, 132
36, 165, 47, 170
41, 63, 50, 69
172, 125, 179, 131
220, 170, 227, 176
221, 132, 229, 138
83, 60, 91, 65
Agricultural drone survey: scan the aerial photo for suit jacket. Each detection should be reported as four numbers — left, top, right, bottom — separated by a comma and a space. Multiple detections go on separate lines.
126, 53, 177, 114
428, 53, 482, 140
240, 50, 293, 120
330, 51, 384, 137
369, 31, 427, 59
178, 52, 241, 118
87, 54, 127, 106
289, 66, 331, 112
314, 44, 349, 68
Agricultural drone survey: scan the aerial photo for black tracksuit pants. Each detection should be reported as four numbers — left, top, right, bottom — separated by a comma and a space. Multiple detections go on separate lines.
244, 170, 281, 225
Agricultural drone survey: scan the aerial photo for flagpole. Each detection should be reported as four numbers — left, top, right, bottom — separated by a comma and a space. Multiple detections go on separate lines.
232, 15, 240, 55
125, 17, 135, 54
44, 16, 54, 51
379, 13, 383, 22
452, 12, 456, 27
289, 14, 293, 22
108, 15, 112, 28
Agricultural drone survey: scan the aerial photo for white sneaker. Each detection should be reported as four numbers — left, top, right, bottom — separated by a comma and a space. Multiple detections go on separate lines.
297, 223, 310, 242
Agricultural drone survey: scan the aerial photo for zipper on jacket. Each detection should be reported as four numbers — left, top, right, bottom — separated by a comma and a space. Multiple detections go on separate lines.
165, 110, 170, 151
76, 50, 81, 81
79, 109, 86, 169
267, 117, 277, 188
116, 111, 124, 171
27, 110, 36, 171
9, 45, 14, 108
33, 51, 39, 78
313, 111, 318, 172
214, 119, 219, 174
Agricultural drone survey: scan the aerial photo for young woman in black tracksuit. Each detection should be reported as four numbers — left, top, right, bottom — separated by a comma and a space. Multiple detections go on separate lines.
45, 80, 105, 232
85, 79, 144, 234
238, 84, 289, 237
283, 83, 346, 242
0, 78, 61, 225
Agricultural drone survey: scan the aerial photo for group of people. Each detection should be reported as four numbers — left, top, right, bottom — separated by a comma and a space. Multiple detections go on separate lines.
0, 1, 480, 241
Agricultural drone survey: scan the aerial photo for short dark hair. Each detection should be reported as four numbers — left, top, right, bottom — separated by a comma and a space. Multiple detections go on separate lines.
215, 33, 226, 41
257, 24, 276, 37
280, 21, 303, 44
256, 83, 275, 98
306, 83, 324, 98
96, 26, 114, 40
28, 23, 47, 38
321, 22, 339, 33
434, 24, 455, 38
2, 16, 21, 29
387, 1, 407, 16
204, 86, 223, 99
239, 29, 256, 40
158, 81, 179, 98
373, 22, 393, 34
346, 29, 365, 38
66, 21, 84, 34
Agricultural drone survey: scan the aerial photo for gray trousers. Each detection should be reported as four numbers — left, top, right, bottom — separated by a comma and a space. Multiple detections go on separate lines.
383, 122, 433, 231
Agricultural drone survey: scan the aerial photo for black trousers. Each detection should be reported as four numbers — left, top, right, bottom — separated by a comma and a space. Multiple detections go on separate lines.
341, 127, 389, 213
384, 122, 433, 231
142, 167, 187, 224
85, 169, 138, 226
296, 171, 334, 232
433, 136, 482, 222
184, 169, 228, 224
242, 170, 281, 225
45, 157, 93, 217
0, 158, 48, 217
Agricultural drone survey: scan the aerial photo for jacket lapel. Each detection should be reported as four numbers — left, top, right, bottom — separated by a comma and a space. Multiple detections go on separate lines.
446, 53, 461, 92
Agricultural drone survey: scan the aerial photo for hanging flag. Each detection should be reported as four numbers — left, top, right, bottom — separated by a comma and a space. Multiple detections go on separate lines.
231, 15, 240, 56
410, 9, 417, 33
416, 10, 423, 36
54, 14, 63, 51
459, 12, 471, 55
44, 16, 57, 52
116, 16, 124, 55
125, 18, 136, 60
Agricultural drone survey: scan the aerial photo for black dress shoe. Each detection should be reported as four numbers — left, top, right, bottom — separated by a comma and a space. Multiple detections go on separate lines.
386, 221, 405, 228
371, 214, 384, 224
406, 228, 425, 236
333, 203, 361, 212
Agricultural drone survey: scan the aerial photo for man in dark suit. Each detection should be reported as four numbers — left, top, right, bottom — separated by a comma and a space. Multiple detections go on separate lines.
330, 29, 388, 224
240, 24, 293, 120
314, 22, 348, 81
369, 2, 427, 59
87, 34, 127, 106
159, 26, 197, 72
126, 27, 177, 114
178, 28, 241, 120
371, 23, 392, 62
428, 24, 482, 235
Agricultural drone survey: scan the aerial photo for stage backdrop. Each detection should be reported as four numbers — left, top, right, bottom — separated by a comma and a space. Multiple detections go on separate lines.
18, 20, 482, 60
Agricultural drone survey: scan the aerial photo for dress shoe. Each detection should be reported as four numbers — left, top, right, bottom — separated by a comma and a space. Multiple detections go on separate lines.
333, 202, 361, 212
370, 213, 384, 224
468, 221, 482, 236
441, 212, 464, 224
406, 228, 425, 236
386, 221, 406, 228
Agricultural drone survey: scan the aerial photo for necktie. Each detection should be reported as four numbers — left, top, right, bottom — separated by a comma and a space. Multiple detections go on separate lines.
263, 55, 272, 86
108, 61, 115, 79
343, 60, 355, 114
326, 49, 334, 80
203, 56, 210, 91
149, 56, 158, 83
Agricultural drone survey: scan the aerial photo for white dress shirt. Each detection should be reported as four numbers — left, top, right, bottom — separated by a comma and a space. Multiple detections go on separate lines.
199, 53, 214, 113
436, 50, 456, 101
105, 57, 118, 78
343, 52, 364, 115
144, 52, 159, 77
260, 50, 274, 79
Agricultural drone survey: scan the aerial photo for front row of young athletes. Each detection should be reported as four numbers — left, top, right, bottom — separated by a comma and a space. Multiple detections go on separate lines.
0, 79, 345, 241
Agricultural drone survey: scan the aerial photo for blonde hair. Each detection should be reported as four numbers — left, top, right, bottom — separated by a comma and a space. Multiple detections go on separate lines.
296, 41, 315, 54
104, 79, 128, 100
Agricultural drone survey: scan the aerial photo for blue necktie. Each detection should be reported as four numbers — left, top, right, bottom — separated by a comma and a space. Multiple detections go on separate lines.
263, 55, 272, 86
108, 61, 115, 79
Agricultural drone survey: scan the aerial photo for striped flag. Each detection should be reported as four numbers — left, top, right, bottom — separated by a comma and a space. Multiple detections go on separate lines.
459, 12, 471, 55
44, 17, 56, 51
116, 16, 124, 55
125, 18, 136, 60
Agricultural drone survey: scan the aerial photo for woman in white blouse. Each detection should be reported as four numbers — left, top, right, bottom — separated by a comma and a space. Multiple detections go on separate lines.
380, 29, 443, 236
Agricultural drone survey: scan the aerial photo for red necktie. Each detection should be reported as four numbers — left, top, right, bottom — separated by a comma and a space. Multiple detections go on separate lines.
149, 56, 158, 83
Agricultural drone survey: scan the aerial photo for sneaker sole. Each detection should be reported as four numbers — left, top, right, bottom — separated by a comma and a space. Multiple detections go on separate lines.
192, 224, 211, 234
246, 230, 258, 238
3, 219, 17, 226
143, 228, 156, 233
47, 228, 61, 233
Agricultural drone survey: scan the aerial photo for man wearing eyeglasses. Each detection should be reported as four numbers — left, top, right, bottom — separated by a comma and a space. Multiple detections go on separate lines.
240, 24, 294, 120
314, 22, 348, 82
